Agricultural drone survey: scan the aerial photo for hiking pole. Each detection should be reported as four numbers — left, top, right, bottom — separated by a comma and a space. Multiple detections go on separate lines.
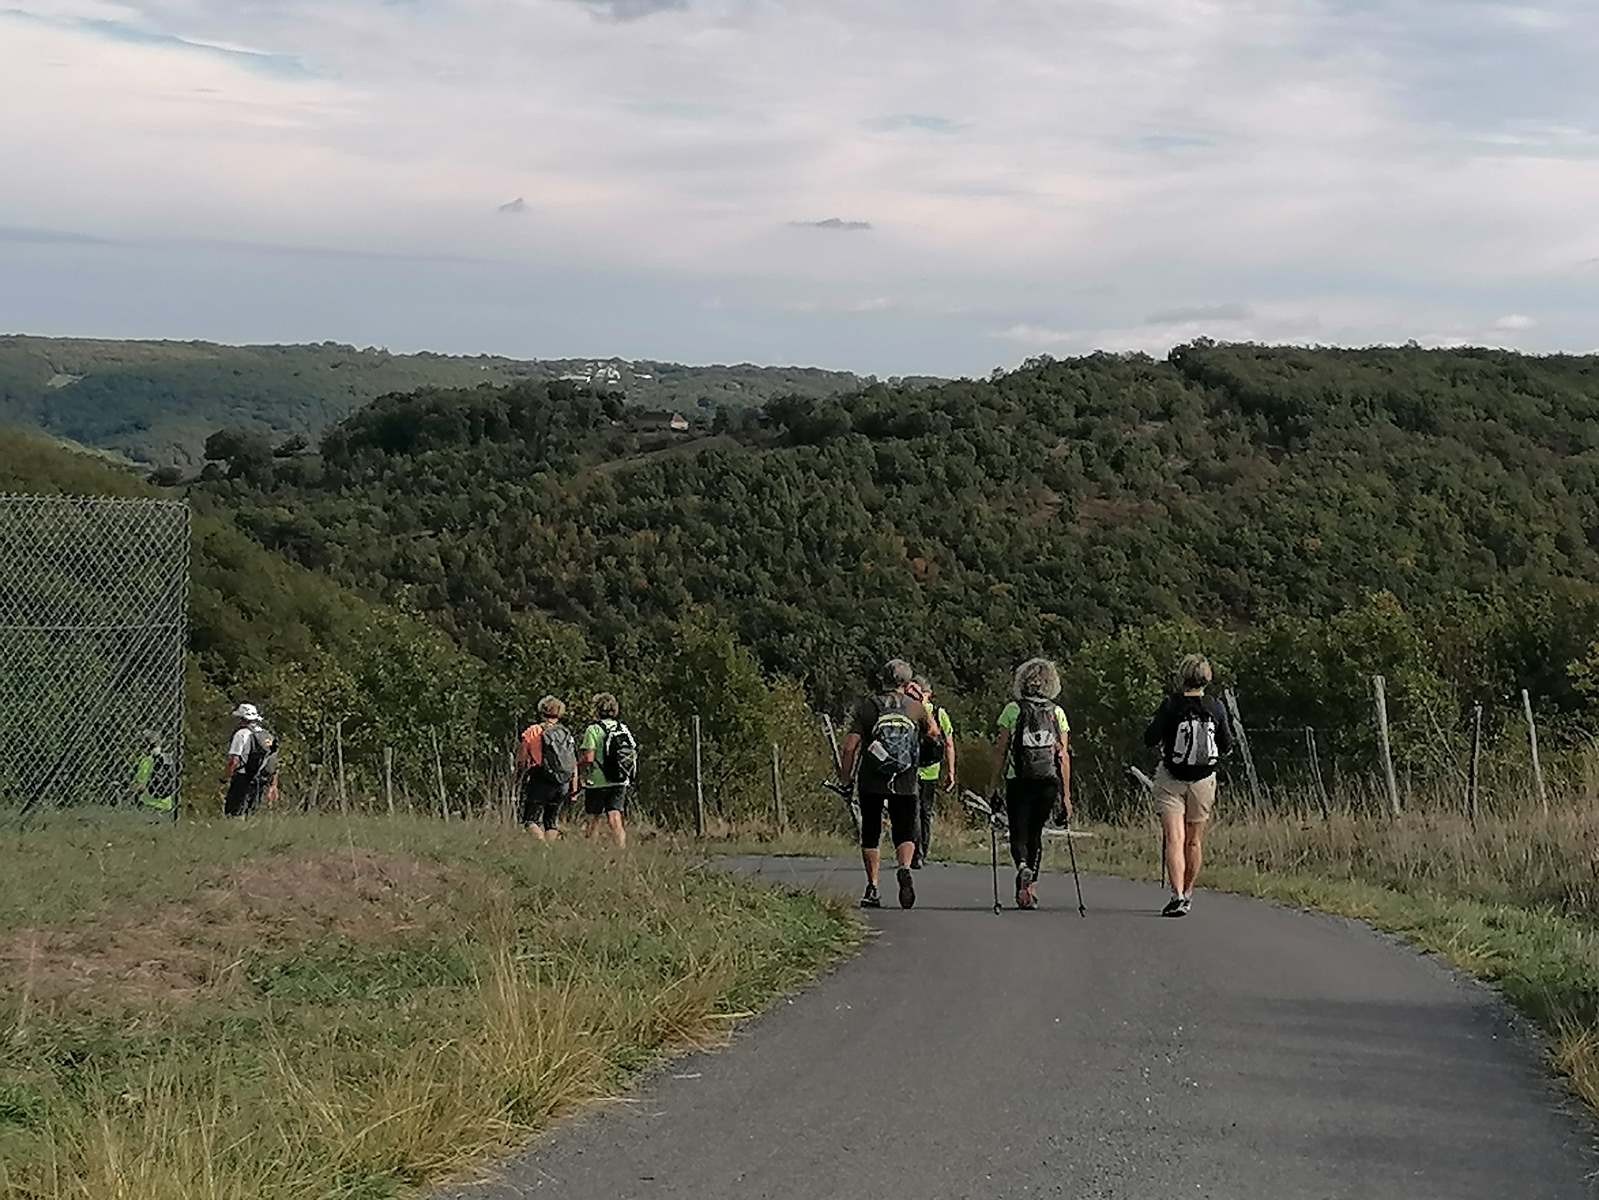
990, 818, 1001, 914
1064, 818, 1086, 918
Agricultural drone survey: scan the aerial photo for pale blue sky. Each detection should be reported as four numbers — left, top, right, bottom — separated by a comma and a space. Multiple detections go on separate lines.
1, 0, 1595, 376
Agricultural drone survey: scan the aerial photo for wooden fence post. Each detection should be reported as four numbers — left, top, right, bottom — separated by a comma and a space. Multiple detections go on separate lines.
1304, 726, 1330, 819
691, 715, 706, 838
1522, 689, 1548, 816
335, 720, 347, 814
771, 743, 786, 834
431, 728, 449, 821
1223, 688, 1262, 810
384, 746, 396, 817
1372, 675, 1401, 818
1467, 703, 1483, 824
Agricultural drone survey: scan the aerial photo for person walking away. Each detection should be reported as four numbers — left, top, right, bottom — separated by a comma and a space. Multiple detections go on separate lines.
992, 658, 1071, 910
128, 730, 177, 814
516, 696, 577, 841
576, 693, 638, 848
912, 676, 955, 869
839, 659, 942, 909
222, 703, 278, 817
1144, 654, 1232, 917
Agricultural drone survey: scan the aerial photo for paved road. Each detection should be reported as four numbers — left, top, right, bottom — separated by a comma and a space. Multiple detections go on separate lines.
448, 858, 1596, 1199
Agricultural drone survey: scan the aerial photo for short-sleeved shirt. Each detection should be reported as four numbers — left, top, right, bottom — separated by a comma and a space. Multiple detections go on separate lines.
918, 707, 955, 781
851, 692, 931, 797
227, 726, 255, 760
996, 700, 1070, 779
581, 721, 621, 790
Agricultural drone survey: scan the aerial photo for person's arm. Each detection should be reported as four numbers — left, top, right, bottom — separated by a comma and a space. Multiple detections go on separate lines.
1143, 698, 1168, 749
840, 732, 862, 787
942, 718, 957, 792
1057, 732, 1073, 824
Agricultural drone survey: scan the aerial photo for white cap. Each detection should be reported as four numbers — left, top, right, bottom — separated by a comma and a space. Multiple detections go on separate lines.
233, 703, 261, 722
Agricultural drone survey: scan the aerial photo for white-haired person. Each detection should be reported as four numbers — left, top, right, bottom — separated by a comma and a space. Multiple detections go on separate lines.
222, 702, 278, 817
991, 658, 1071, 910
1143, 654, 1233, 917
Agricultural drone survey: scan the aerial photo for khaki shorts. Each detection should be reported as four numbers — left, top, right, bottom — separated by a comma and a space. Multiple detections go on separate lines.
1152, 765, 1217, 823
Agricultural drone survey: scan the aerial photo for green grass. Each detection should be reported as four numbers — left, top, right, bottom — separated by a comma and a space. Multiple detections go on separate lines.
0, 815, 859, 1199
715, 805, 1599, 1115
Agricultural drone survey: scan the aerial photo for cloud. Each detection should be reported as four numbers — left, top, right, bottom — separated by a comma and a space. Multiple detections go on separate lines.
1143, 303, 1252, 325
0, 224, 111, 246
865, 114, 960, 134
2, 10, 310, 77
790, 218, 873, 231
1494, 313, 1536, 330
571, 0, 688, 22
498, 197, 528, 214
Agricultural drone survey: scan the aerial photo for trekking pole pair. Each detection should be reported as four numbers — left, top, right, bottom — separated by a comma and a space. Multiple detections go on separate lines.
962, 789, 1085, 917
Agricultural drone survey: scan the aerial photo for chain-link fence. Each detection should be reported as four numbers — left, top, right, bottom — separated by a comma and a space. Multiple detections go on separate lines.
0, 495, 191, 819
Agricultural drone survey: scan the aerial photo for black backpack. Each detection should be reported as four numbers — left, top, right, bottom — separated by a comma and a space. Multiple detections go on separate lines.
536, 724, 577, 786
242, 727, 279, 785
860, 694, 919, 788
1010, 699, 1060, 781
599, 720, 639, 786
1168, 697, 1219, 771
918, 707, 948, 768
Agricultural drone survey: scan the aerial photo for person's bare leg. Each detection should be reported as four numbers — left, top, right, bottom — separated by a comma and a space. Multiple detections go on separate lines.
896, 839, 915, 869
862, 847, 880, 887
527, 825, 547, 842
584, 815, 601, 840
1161, 807, 1186, 896
607, 809, 626, 849
1182, 820, 1205, 895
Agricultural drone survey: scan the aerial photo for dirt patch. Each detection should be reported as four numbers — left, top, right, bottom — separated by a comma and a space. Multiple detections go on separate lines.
0, 851, 485, 1014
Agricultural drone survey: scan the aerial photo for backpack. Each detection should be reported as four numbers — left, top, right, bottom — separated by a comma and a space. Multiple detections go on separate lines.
860, 694, 919, 788
242, 726, 279, 785
1169, 697, 1219, 771
599, 719, 639, 786
535, 724, 577, 786
1010, 699, 1060, 781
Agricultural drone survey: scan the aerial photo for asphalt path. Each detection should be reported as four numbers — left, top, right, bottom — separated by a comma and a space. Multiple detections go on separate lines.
447, 857, 1596, 1199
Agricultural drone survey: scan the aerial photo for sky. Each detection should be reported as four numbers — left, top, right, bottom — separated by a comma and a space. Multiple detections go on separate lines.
1, 0, 1596, 377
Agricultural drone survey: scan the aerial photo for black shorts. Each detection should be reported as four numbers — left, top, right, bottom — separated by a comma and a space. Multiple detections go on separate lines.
860, 792, 917, 849
583, 786, 626, 816
520, 777, 565, 830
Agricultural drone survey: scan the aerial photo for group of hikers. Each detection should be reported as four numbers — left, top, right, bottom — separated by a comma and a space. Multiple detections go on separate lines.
839, 652, 1232, 917
212, 651, 1232, 919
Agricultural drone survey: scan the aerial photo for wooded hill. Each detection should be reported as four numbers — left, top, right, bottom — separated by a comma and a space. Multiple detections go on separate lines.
0, 336, 869, 467
12, 340, 1599, 818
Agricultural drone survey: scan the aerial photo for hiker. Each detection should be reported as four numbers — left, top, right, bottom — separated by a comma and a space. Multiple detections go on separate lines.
992, 658, 1072, 910
576, 693, 638, 848
839, 659, 943, 909
222, 703, 278, 817
516, 696, 578, 841
128, 730, 176, 814
1144, 654, 1232, 917
912, 675, 955, 869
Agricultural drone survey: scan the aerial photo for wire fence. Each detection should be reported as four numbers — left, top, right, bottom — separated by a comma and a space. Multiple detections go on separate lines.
0, 494, 191, 819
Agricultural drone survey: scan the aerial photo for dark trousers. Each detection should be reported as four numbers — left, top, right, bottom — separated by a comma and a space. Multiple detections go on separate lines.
224, 776, 261, 817
915, 777, 937, 861
1005, 778, 1056, 873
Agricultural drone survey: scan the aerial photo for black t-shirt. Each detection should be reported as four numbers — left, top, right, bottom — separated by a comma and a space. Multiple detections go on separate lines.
1144, 692, 1233, 782
850, 692, 930, 797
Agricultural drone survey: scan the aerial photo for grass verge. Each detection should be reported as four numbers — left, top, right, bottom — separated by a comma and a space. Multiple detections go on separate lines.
0, 813, 859, 1199
712, 808, 1599, 1116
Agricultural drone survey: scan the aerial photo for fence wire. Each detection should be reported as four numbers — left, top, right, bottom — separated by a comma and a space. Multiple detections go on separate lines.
0, 494, 190, 817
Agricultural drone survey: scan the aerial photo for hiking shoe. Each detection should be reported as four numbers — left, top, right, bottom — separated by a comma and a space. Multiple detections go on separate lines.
910, 852, 925, 870
897, 867, 916, 910
1015, 867, 1036, 910
1161, 895, 1186, 917
860, 885, 881, 909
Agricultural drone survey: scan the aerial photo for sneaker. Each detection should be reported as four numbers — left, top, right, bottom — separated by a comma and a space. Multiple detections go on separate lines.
1015, 867, 1036, 910
910, 852, 925, 870
1161, 895, 1186, 917
1177, 896, 1192, 917
860, 885, 881, 909
897, 867, 916, 910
